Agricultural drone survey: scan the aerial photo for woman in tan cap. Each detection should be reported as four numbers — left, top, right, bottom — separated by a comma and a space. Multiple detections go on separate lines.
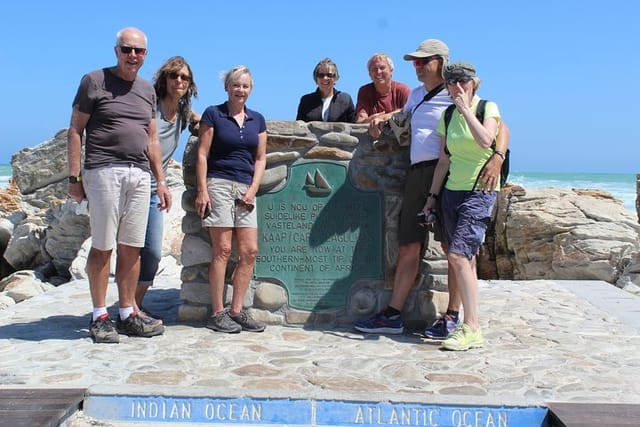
422, 61, 503, 351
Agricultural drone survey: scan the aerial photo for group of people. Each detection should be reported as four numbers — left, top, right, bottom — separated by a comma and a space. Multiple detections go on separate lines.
67, 26, 508, 352
352, 40, 509, 352
67, 27, 267, 343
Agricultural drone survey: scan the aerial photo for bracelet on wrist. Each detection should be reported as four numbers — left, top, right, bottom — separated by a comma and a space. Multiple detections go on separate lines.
493, 150, 506, 160
427, 192, 438, 199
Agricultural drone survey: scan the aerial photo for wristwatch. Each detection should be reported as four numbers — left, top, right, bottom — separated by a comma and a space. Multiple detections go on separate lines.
494, 150, 506, 160
68, 175, 82, 184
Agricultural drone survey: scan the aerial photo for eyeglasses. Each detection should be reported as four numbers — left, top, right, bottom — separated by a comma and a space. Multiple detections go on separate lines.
168, 72, 191, 82
316, 72, 336, 79
412, 56, 439, 67
446, 77, 472, 86
235, 198, 255, 213
118, 45, 147, 55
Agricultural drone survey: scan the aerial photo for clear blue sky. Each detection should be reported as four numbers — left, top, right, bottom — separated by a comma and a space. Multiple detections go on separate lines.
1, 0, 638, 173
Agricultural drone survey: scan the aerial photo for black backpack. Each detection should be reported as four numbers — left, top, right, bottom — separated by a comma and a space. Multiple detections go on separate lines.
443, 99, 510, 187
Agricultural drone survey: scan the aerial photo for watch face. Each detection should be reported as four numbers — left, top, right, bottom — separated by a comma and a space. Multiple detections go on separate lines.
69, 176, 79, 184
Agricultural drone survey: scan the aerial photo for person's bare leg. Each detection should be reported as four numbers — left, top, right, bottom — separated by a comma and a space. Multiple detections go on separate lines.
387, 242, 422, 310
448, 252, 479, 331
134, 286, 148, 309
229, 227, 258, 315
208, 227, 233, 314
87, 247, 112, 308
446, 259, 462, 312
115, 244, 142, 310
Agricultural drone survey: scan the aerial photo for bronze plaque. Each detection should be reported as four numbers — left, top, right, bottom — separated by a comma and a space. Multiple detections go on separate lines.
255, 161, 384, 310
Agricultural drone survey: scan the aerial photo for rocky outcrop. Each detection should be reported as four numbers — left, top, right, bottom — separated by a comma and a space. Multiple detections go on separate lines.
483, 186, 640, 285
1, 129, 186, 307
637, 173, 640, 222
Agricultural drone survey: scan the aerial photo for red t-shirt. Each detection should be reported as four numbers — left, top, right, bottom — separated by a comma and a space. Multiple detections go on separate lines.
355, 81, 411, 117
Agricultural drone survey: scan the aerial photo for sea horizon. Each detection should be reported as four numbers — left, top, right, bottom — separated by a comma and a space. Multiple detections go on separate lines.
0, 164, 637, 213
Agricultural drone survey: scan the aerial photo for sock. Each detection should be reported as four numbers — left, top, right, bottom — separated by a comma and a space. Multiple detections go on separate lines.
92, 307, 108, 321
446, 309, 459, 321
382, 306, 401, 319
119, 306, 134, 321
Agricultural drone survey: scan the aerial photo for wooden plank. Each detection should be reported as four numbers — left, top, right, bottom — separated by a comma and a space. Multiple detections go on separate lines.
548, 403, 640, 427
0, 388, 85, 427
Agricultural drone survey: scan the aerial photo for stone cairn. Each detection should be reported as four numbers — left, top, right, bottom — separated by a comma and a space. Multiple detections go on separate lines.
177, 121, 448, 329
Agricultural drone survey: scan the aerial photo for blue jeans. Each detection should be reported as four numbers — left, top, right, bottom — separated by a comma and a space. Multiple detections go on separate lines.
139, 193, 164, 286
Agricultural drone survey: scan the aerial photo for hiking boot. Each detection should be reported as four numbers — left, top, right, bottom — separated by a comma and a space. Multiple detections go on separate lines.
116, 312, 164, 337
229, 309, 266, 332
89, 314, 119, 344
137, 309, 163, 327
206, 309, 242, 334
424, 314, 461, 340
354, 313, 404, 334
441, 324, 484, 351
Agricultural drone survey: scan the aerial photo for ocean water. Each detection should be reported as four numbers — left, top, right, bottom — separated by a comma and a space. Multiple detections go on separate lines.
0, 164, 637, 213
0, 164, 11, 190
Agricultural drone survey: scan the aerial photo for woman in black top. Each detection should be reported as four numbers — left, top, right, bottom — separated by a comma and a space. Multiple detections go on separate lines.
296, 58, 355, 123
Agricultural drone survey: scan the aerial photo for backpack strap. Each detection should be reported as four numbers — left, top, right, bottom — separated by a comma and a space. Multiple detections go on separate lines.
443, 104, 456, 156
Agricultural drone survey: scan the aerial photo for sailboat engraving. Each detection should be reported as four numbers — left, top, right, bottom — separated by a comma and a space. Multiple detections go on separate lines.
304, 169, 332, 197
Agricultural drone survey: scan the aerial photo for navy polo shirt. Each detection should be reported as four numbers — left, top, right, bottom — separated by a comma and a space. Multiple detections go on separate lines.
201, 102, 266, 184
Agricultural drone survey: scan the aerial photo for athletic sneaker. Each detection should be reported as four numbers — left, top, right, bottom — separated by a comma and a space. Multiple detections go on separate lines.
354, 313, 404, 334
441, 324, 484, 351
139, 305, 163, 322
229, 309, 266, 332
116, 312, 164, 337
206, 309, 242, 334
89, 314, 119, 344
423, 314, 461, 339
137, 309, 163, 327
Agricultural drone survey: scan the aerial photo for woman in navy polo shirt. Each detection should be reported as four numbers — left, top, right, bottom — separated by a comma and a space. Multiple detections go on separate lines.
195, 65, 267, 334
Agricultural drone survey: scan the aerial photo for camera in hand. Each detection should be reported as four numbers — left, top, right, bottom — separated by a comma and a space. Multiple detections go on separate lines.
417, 209, 437, 227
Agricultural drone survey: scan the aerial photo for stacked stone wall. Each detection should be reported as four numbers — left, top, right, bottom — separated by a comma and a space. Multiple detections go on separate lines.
178, 121, 447, 328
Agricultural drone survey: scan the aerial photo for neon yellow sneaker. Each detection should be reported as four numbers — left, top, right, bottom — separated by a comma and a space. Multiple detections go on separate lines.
441, 324, 484, 351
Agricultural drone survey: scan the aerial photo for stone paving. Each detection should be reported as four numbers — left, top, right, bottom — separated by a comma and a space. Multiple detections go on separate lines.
0, 277, 639, 425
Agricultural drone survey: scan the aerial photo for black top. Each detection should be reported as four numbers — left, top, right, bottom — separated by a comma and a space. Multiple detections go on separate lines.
296, 88, 355, 123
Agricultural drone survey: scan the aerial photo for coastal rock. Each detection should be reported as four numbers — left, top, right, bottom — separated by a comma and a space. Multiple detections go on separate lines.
0, 181, 22, 214
0, 218, 13, 254
492, 186, 640, 283
3, 222, 49, 271
637, 173, 640, 223
0, 270, 54, 303
44, 200, 91, 278
10, 129, 70, 195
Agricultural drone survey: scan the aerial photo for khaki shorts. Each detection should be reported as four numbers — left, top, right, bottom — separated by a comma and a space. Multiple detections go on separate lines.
202, 177, 257, 228
83, 165, 150, 250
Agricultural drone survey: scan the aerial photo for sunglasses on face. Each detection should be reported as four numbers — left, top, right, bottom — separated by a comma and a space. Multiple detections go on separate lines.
235, 198, 255, 213
168, 72, 191, 82
446, 77, 472, 86
316, 72, 336, 79
412, 56, 439, 67
118, 45, 147, 55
